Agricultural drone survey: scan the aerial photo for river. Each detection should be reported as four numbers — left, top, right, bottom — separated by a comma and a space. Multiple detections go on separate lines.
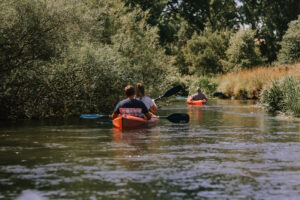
1, 99, 300, 199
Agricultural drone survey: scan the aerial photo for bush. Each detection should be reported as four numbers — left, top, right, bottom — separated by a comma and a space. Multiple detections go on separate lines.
183, 30, 231, 75
224, 29, 263, 71
0, 0, 67, 76
260, 81, 285, 113
0, 0, 179, 119
260, 76, 300, 116
278, 15, 300, 64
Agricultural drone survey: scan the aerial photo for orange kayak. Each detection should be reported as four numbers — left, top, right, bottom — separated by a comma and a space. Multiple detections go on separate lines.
113, 115, 159, 130
187, 99, 206, 106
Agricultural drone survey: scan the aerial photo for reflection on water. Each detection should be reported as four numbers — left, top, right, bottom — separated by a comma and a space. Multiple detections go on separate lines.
1, 99, 300, 199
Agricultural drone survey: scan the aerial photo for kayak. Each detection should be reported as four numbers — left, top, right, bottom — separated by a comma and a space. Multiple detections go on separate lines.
113, 115, 159, 130
187, 99, 206, 106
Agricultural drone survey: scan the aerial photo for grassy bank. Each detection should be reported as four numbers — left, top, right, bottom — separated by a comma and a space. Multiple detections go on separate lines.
217, 63, 300, 99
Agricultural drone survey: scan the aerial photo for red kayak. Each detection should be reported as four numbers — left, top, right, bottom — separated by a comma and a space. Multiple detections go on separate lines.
187, 99, 206, 106
113, 115, 159, 130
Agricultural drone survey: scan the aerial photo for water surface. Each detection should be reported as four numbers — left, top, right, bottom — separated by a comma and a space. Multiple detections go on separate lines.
1, 100, 300, 199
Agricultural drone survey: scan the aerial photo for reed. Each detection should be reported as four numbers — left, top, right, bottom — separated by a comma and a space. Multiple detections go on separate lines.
217, 63, 300, 99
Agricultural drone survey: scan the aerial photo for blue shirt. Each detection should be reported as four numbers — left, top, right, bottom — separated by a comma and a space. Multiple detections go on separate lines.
113, 99, 149, 116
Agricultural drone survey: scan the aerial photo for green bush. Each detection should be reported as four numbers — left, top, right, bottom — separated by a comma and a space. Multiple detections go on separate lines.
260, 81, 285, 113
183, 30, 231, 75
0, 0, 67, 76
224, 29, 263, 71
260, 76, 300, 116
278, 15, 300, 64
0, 0, 178, 119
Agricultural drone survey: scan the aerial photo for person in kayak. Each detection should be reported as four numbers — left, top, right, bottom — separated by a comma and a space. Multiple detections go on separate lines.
135, 83, 157, 114
188, 87, 207, 102
112, 85, 152, 120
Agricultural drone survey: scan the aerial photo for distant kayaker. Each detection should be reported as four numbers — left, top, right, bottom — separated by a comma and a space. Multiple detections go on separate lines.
112, 85, 151, 120
188, 87, 207, 102
135, 83, 157, 114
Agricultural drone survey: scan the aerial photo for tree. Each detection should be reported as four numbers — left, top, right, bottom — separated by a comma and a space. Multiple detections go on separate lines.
239, 0, 300, 62
183, 30, 231, 75
0, 0, 67, 76
224, 29, 263, 71
278, 16, 300, 64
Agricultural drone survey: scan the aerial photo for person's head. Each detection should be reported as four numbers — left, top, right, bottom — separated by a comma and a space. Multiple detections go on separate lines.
196, 87, 201, 93
136, 83, 145, 98
125, 85, 135, 98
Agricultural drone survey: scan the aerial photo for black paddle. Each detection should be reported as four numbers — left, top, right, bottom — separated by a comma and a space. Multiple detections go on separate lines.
154, 85, 183, 101
80, 113, 189, 124
159, 113, 190, 123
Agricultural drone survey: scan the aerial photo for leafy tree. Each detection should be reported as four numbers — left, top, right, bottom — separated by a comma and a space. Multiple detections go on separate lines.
0, 0, 177, 119
0, 0, 67, 76
183, 29, 231, 75
224, 29, 263, 71
122, 0, 240, 44
278, 16, 300, 64
239, 0, 300, 62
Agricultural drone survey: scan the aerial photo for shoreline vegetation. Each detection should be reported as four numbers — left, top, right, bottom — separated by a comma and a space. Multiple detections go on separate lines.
217, 63, 300, 99
0, 0, 299, 119
213, 62, 300, 117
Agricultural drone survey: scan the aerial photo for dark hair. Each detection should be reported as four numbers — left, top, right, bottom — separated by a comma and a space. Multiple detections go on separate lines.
136, 83, 145, 98
125, 85, 135, 97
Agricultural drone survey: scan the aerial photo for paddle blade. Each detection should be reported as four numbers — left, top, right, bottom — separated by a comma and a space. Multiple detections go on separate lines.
163, 85, 183, 98
80, 114, 105, 119
166, 113, 189, 123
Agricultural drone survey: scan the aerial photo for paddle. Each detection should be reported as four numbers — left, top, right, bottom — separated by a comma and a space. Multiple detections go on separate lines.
159, 113, 190, 123
154, 85, 183, 101
80, 113, 189, 124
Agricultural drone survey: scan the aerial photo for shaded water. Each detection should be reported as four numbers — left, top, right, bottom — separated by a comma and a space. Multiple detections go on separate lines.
1, 100, 300, 199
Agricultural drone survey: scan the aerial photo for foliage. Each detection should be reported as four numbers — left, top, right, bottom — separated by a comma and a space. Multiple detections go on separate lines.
278, 16, 300, 64
261, 76, 300, 116
177, 75, 218, 97
0, 0, 177, 119
218, 63, 300, 99
183, 30, 231, 75
239, 0, 300, 62
224, 29, 263, 71
125, 0, 300, 63
0, 0, 67, 76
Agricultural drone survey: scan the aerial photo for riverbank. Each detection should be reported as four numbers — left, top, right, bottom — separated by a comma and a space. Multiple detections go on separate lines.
186, 63, 300, 117
217, 62, 300, 99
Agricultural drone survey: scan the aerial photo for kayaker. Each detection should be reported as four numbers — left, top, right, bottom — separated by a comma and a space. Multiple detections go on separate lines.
188, 87, 207, 102
135, 83, 157, 114
112, 85, 152, 120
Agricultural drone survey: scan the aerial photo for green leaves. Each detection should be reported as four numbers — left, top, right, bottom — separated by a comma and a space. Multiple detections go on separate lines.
182, 30, 231, 75
278, 16, 300, 64
225, 29, 263, 71
0, 0, 177, 119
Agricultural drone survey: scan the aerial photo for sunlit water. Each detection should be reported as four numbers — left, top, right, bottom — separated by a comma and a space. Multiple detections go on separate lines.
1, 100, 300, 199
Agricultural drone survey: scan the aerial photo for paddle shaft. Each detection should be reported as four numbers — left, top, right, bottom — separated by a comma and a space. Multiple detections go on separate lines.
80, 113, 189, 123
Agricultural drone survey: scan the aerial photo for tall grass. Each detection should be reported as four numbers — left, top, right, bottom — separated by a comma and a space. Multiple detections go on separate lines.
261, 76, 300, 116
218, 63, 300, 99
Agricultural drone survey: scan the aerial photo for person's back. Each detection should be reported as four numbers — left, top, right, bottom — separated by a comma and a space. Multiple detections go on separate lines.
136, 83, 157, 113
112, 85, 151, 120
114, 98, 148, 117
191, 92, 206, 101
